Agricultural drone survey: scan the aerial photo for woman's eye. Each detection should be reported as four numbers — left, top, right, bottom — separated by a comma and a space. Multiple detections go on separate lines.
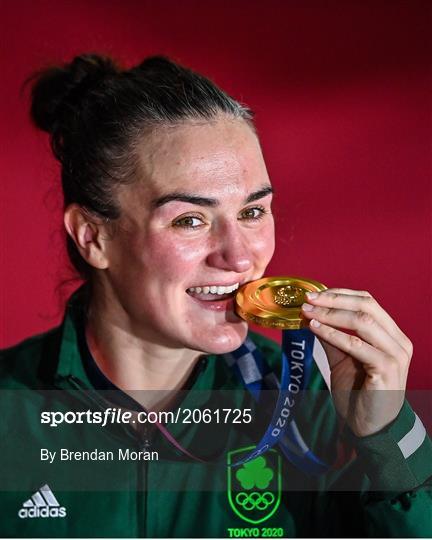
239, 206, 266, 221
172, 215, 205, 229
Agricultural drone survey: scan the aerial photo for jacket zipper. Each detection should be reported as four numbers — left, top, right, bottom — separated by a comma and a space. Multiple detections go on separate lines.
138, 424, 152, 537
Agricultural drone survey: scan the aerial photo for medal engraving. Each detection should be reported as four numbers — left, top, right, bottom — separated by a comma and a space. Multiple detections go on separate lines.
273, 285, 304, 307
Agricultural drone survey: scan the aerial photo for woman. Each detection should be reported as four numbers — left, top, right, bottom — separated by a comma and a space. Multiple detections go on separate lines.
0, 54, 430, 538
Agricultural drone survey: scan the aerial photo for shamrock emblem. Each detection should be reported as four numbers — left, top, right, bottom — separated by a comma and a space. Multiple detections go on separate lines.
236, 456, 274, 490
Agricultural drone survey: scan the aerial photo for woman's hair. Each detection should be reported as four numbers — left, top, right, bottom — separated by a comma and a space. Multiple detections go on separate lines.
29, 54, 254, 279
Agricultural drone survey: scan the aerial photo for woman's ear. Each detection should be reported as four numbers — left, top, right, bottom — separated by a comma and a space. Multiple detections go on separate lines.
64, 204, 110, 270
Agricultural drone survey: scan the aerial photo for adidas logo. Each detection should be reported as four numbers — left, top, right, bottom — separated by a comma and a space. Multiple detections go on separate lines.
18, 484, 66, 519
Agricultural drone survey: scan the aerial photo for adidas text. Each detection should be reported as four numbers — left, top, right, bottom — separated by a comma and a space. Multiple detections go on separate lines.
19, 506, 67, 519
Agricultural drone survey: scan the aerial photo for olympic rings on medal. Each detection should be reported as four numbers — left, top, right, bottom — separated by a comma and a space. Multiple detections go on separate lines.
235, 491, 275, 511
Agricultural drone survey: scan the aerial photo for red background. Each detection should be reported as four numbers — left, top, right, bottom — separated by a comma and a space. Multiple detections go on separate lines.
1, 1, 431, 389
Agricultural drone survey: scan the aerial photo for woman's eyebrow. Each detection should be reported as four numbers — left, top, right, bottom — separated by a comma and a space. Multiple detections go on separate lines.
245, 185, 274, 203
152, 193, 218, 208
152, 185, 273, 209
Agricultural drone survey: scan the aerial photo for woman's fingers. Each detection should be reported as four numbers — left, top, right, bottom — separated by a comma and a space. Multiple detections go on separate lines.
304, 289, 413, 357
317, 288, 371, 297
301, 303, 409, 362
307, 319, 400, 379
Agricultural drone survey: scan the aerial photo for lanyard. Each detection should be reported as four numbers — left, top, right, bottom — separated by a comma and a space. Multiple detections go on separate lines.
223, 330, 329, 473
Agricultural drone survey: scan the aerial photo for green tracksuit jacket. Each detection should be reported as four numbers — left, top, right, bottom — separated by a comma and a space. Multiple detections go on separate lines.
0, 292, 431, 538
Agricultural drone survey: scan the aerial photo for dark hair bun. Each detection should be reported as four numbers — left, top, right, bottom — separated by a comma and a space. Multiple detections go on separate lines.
29, 53, 120, 134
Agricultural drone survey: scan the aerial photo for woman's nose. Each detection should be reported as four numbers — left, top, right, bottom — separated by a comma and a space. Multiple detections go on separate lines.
205, 228, 253, 273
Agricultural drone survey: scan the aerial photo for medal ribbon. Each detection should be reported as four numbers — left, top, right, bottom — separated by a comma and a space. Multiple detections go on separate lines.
224, 329, 329, 473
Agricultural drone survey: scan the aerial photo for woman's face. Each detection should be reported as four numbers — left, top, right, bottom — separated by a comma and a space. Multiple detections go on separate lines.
102, 117, 275, 354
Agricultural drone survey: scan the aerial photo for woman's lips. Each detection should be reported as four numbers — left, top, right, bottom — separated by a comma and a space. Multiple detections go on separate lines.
186, 290, 236, 311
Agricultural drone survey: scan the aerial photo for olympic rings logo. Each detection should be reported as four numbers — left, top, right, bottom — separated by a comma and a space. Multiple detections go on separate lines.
235, 491, 275, 511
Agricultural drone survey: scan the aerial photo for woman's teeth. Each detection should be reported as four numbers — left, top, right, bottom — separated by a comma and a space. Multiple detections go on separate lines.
187, 283, 239, 295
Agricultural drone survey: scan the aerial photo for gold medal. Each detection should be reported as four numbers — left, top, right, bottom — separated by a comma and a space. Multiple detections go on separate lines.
235, 276, 327, 330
